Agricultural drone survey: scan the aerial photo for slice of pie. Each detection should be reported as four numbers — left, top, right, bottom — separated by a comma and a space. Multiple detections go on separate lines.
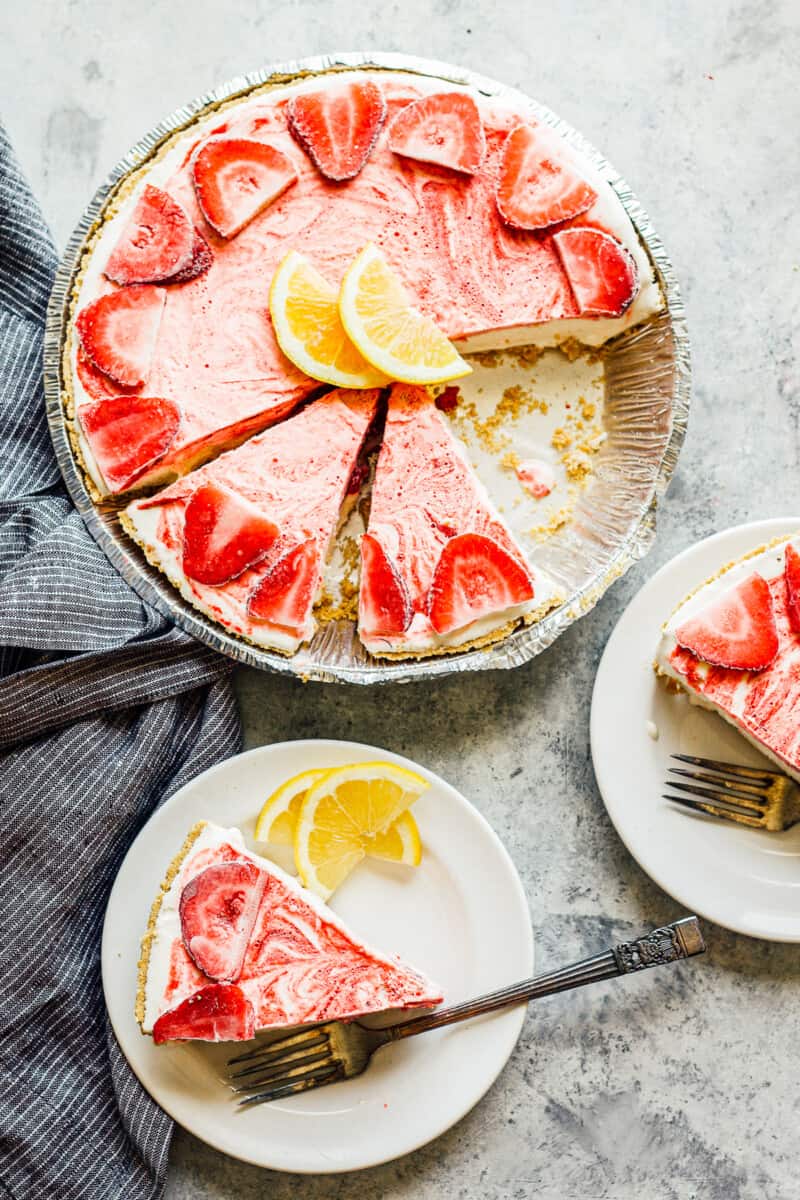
656, 536, 800, 782
68, 70, 663, 496
137, 821, 442, 1042
122, 388, 379, 653
358, 383, 559, 657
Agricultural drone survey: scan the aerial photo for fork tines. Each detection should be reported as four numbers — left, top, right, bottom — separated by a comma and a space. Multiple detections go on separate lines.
228, 1024, 338, 1107
663, 754, 774, 828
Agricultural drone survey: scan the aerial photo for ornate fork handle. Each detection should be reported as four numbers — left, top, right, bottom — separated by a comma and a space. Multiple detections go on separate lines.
385, 917, 705, 1043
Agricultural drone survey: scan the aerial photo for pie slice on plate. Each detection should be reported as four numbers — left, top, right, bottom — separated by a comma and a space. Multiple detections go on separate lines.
656, 536, 800, 782
137, 821, 442, 1042
122, 388, 379, 653
358, 383, 560, 657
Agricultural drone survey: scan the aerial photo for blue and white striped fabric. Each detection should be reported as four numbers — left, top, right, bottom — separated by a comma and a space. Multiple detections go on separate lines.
0, 124, 242, 1198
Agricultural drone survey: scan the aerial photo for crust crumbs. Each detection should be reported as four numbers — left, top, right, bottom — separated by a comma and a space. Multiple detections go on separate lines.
135, 820, 207, 1028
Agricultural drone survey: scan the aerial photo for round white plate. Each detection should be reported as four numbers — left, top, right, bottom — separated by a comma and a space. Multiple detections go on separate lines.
591, 518, 800, 942
102, 739, 533, 1172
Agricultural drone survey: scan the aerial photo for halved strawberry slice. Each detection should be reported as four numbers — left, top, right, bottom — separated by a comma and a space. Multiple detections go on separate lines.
179, 861, 266, 982
552, 227, 638, 317
75, 345, 128, 402
81, 394, 181, 493
169, 228, 213, 284
247, 538, 320, 634
105, 185, 194, 285
496, 123, 598, 231
75, 285, 165, 388
288, 78, 387, 181
427, 532, 535, 636
359, 532, 412, 637
192, 138, 298, 238
675, 572, 779, 670
152, 983, 255, 1044
387, 92, 485, 174
784, 544, 800, 635
181, 482, 279, 586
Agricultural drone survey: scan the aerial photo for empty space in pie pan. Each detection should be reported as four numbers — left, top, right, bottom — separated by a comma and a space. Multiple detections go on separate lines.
44, 52, 691, 684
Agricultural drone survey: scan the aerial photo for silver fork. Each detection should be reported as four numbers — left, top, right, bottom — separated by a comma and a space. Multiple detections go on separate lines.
227, 916, 704, 1107
664, 753, 800, 831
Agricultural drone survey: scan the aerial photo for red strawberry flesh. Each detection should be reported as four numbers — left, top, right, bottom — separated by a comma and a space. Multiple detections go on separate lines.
75, 285, 166, 388
675, 572, 779, 670
192, 138, 298, 239
784, 544, 800, 635
428, 532, 535, 636
359, 532, 412, 637
179, 862, 267, 982
104, 185, 194, 285
288, 79, 387, 181
553, 227, 638, 317
81, 394, 180, 493
168, 228, 213, 284
152, 983, 255, 1044
181, 482, 280, 586
247, 538, 320, 635
496, 123, 598, 231
388, 92, 485, 174
75, 345, 130, 402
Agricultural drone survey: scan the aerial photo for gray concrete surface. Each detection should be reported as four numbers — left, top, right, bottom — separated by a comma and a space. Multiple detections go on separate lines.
5, 1, 800, 1196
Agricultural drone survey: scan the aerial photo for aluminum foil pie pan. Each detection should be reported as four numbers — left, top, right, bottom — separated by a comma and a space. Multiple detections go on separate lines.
44, 51, 690, 685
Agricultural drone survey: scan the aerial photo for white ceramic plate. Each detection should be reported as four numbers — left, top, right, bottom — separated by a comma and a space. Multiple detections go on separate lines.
102, 739, 533, 1172
591, 518, 800, 942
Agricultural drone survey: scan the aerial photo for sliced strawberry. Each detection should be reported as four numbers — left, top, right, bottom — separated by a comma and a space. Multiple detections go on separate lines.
552, 227, 638, 317
388, 92, 485, 174
75, 345, 128, 402
75, 285, 165, 388
288, 78, 387, 181
428, 532, 535, 635
181, 482, 279, 586
81, 395, 180, 492
247, 538, 320, 634
784, 544, 800, 635
358, 532, 412, 638
496, 123, 597, 231
152, 984, 255, 1044
105, 185, 194, 285
435, 385, 460, 413
192, 138, 298, 238
675, 572, 779, 670
169, 228, 213, 284
179, 861, 266, 982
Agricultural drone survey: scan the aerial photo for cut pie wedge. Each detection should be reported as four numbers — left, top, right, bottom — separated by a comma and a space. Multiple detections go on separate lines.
123, 388, 380, 653
138, 821, 442, 1041
358, 383, 559, 657
656, 536, 800, 783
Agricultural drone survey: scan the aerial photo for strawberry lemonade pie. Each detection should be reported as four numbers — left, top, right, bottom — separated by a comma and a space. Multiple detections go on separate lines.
65, 66, 665, 660
656, 536, 800, 782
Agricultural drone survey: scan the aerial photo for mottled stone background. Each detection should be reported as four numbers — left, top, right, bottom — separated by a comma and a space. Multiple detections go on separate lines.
5, 1, 799, 1196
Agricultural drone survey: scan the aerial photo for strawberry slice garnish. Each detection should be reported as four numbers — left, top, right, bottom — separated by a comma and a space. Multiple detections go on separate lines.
75, 285, 165, 388
288, 78, 387, 181
152, 983, 255, 1044
427, 532, 535, 636
388, 92, 485, 174
784, 544, 800, 635
496, 123, 598, 231
552, 227, 638, 317
75, 345, 130, 402
179, 862, 266, 982
192, 138, 298, 238
181, 482, 279, 586
358, 532, 412, 638
675, 572, 779, 670
81, 394, 180, 493
247, 538, 320, 635
169, 228, 213, 284
105, 185, 195, 285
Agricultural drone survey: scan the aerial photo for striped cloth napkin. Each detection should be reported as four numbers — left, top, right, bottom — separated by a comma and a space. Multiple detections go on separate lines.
0, 126, 242, 1198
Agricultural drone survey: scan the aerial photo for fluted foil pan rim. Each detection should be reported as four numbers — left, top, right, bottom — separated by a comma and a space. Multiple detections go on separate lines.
44, 50, 691, 685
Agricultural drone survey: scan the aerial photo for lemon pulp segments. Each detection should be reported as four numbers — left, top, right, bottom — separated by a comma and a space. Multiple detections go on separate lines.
254, 767, 330, 845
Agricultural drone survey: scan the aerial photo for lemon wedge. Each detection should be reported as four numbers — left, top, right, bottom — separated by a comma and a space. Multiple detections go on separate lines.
254, 767, 331, 845
294, 760, 429, 900
269, 250, 389, 388
339, 242, 472, 385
